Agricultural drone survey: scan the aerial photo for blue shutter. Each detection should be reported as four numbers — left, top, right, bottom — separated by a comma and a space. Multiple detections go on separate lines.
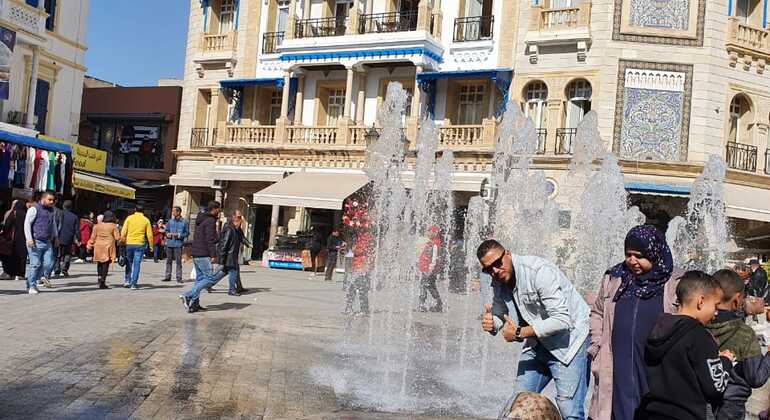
44, 0, 56, 31
235, 0, 241, 30
26, 0, 39, 7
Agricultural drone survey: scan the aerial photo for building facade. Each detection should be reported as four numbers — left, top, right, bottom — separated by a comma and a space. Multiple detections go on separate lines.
172, 0, 770, 259
0, 0, 87, 141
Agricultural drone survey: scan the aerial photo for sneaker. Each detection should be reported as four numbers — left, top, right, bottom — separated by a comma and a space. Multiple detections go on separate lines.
161, 278, 171, 282
61, 272, 69, 278
130, 285, 139, 290
179, 295, 190, 311
206, 287, 213, 293
227, 291, 241, 297
123, 283, 130, 288
41, 277, 52, 288
176, 280, 184, 284
28, 287, 39, 294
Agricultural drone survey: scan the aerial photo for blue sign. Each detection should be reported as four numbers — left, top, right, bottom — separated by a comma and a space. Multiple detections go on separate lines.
268, 260, 303, 270
0, 27, 16, 101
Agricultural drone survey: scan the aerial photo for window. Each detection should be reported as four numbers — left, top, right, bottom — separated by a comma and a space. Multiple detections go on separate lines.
276, 0, 290, 32
44, 0, 56, 31
524, 81, 548, 129
730, 95, 751, 143
95, 122, 163, 169
457, 83, 486, 125
327, 88, 346, 125
220, 0, 235, 33
549, 0, 573, 8
269, 90, 282, 125
564, 79, 592, 128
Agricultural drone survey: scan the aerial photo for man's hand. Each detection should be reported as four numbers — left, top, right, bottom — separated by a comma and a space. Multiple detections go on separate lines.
26, 239, 33, 248
720, 350, 736, 363
210, 257, 216, 264
501, 314, 518, 342
481, 304, 495, 332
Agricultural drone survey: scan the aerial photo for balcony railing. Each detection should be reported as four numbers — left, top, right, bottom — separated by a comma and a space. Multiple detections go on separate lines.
541, 7, 580, 30
287, 126, 339, 145
295, 17, 346, 39
726, 141, 757, 172
536, 128, 547, 154
201, 32, 237, 52
453, 16, 494, 42
226, 125, 276, 145
358, 11, 418, 34
555, 128, 576, 155
191, 127, 216, 149
726, 18, 770, 63
262, 31, 284, 54
439, 125, 485, 147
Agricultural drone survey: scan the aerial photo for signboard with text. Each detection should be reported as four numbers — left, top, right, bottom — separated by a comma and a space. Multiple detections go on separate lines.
0, 27, 16, 100
72, 144, 107, 174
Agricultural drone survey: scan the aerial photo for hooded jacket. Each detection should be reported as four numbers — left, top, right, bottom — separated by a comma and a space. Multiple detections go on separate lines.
707, 310, 770, 420
640, 313, 731, 420
191, 212, 218, 258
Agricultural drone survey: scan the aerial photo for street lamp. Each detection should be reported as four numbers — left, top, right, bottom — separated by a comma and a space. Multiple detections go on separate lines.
364, 125, 380, 148
480, 177, 497, 202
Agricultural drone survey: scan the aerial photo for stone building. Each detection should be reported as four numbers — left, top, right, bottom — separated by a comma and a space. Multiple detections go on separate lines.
172, 0, 770, 260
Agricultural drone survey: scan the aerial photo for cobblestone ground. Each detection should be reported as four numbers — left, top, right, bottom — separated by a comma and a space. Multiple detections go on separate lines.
0, 260, 478, 420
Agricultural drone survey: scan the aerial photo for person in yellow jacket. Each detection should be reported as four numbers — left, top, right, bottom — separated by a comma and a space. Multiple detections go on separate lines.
120, 203, 154, 289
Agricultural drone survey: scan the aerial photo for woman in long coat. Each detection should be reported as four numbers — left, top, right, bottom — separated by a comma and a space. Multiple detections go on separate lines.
87, 211, 121, 289
1, 200, 29, 280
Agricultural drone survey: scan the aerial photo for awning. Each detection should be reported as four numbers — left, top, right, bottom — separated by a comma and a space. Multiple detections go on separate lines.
625, 182, 690, 197
0, 129, 71, 153
86, 113, 165, 123
220, 78, 283, 89
416, 68, 512, 82
253, 172, 369, 210
73, 171, 136, 200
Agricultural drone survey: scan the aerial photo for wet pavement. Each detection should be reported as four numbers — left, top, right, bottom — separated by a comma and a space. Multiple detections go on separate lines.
0, 261, 481, 419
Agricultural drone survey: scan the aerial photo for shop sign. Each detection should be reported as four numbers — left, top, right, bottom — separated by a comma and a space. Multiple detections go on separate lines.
0, 27, 15, 101
72, 175, 135, 200
72, 145, 107, 174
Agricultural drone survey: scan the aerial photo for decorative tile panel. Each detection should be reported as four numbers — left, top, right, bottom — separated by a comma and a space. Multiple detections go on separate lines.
613, 0, 705, 46
629, 0, 690, 31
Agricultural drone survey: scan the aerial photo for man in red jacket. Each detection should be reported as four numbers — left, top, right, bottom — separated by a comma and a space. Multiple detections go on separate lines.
418, 225, 443, 313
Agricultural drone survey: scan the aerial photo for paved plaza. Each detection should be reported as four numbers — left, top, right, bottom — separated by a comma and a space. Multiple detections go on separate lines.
0, 260, 479, 420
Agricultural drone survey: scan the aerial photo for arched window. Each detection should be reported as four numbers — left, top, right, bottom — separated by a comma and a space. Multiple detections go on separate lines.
564, 79, 592, 129
523, 81, 548, 130
729, 94, 752, 143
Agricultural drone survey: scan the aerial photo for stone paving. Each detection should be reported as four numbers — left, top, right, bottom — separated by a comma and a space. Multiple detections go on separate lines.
0, 260, 479, 420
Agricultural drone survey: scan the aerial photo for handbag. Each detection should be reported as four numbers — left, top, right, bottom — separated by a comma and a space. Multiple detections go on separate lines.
117, 246, 126, 267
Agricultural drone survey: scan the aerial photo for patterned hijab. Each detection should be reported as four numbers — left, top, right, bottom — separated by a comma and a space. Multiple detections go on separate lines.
610, 224, 674, 302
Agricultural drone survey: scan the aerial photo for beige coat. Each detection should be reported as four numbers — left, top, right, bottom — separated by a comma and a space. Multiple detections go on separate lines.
588, 271, 681, 420
87, 222, 121, 263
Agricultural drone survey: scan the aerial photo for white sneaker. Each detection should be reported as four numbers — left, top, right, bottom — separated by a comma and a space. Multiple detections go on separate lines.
28, 287, 38, 294
41, 277, 52, 288
14, 276, 21, 281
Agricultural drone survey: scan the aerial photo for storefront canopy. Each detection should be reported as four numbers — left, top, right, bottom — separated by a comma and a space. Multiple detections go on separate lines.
72, 171, 136, 200
415, 68, 513, 82
625, 182, 691, 197
0, 129, 71, 153
220, 78, 284, 89
253, 172, 369, 210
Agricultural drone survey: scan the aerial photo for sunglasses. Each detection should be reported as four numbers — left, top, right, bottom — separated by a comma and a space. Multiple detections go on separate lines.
482, 252, 505, 275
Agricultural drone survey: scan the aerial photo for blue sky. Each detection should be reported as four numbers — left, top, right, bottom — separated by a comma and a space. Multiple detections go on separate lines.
86, 1, 190, 86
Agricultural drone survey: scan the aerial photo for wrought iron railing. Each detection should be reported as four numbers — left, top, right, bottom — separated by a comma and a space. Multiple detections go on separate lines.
766, 150, 770, 175
295, 16, 347, 38
726, 141, 757, 172
453, 16, 494, 42
555, 128, 576, 155
191, 127, 215, 149
358, 10, 418, 34
262, 31, 284, 54
536, 128, 547, 154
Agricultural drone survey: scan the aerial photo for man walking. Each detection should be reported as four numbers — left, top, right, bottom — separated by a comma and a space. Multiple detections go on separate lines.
179, 201, 225, 312
477, 239, 590, 420
749, 259, 769, 304
120, 203, 153, 290
53, 200, 80, 278
24, 192, 57, 294
163, 206, 188, 283
324, 228, 345, 282
220, 209, 245, 296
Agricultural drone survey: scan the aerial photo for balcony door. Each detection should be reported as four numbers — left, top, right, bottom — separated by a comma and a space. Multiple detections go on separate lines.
457, 84, 486, 125
276, 0, 289, 32
550, 0, 573, 8
735, 0, 750, 24
326, 88, 346, 125
220, 0, 236, 33
564, 79, 592, 129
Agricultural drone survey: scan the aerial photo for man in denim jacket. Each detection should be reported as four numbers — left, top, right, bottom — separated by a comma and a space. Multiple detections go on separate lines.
162, 206, 189, 283
478, 239, 590, 420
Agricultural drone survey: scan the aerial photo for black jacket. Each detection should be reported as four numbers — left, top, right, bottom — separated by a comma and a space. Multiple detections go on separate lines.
58, 209, 80, 245
637, 313, 731, 420
191, 212, 218, 258
216, 222, 243, 270
749, 267, 769, 303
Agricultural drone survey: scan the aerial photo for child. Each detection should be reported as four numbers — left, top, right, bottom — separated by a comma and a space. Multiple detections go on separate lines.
635, 270, 733, 420
707, 269, 770, 420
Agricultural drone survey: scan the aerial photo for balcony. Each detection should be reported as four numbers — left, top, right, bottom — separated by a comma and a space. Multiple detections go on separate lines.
295, 17, 346, 39
359, 11, 418, 34
194, 31, 238, 77
225, 125, 275, 145
201, 32, 237, 52
536, 128, 547, 154
726, 18, 770, 72
726, 141, 758, 172
525, 1, 591, 63
287, 126, 340, 144
453, 16, 494, 42
0, 0, 47, 39
262, 31, 284, 54
190, 127, 217, 149
555, 128, 575, 155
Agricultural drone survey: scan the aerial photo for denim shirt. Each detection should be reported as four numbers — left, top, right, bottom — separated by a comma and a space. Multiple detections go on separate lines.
490, 254, 589, 365
165, 217, 189, 248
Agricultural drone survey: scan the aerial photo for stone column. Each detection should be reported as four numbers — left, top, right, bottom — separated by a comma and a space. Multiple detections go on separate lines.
366, 0, 374, 14
411, 65, 423, 119
280, 72, 291, 119
303, 0, 311, 19
25, 46, 40, 129
268, 204, 281, 248
416, 0, 430, 31
344, 68, 355, 120
545, 99, 562, 155
355, 72, 366, 125
294, 74, 305, 125
346, 0, 360, 35
431, 0, 442, 38
287, 0, 298, 38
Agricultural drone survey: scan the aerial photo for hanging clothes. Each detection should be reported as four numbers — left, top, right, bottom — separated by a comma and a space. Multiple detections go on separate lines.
59, 154, 67, 194
53, 153, 62, 192
47, 151, 56, 191
0, 143, 10, 190
7, 144, 14, 188
37, 150, 49, 191
14, 146, 26, 188
25, 147, 36, 189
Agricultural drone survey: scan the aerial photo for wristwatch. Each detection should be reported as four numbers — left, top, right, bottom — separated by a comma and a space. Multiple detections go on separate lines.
514, 326, 522, 341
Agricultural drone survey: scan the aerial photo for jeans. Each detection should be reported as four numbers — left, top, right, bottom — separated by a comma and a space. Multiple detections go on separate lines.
505, 338, 590, 420
324, 253, 338, 281
165, 246, 183, 281
227, 263, 240, 293
26, 239, 54, 290
419, 273, 443, 309
53, 244, 73, 276
153, 246, 160, 262
184, 257, 227, 305
124, 244, 146, 287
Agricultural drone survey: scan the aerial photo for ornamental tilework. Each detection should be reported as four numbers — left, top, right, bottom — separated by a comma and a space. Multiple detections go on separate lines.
629, 0, 689, 30
619, 88, 683, 161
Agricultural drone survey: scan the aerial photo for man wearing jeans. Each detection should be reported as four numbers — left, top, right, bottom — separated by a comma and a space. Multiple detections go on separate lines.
179, 201, 223, 313
120, 203, 154, 290
477, 239, 590, 420
162, 206, 188, 283
24, 192, 57, 294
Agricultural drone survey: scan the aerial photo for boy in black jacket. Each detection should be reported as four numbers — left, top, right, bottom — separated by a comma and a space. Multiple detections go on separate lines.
707, 269, 770, 420
636, 271, 734, 420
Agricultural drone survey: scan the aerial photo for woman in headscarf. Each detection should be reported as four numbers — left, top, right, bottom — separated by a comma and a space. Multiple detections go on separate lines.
588, 225, 680, 420
1, 199, 30, 281
87, 211, 121, 289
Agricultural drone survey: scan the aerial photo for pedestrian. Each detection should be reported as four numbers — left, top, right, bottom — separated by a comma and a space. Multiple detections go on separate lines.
120, 203, 153, 290
163, 206, 188, 283
418, 225, 444, 312
324, 228, 345, 282
635, 271, 733, 420
308, 225, 323, 278
0, 200, 26, 281
749, 259, 769, 304
179, 201, 224, 313
477, 239, 590, 420
87, 211, 121, 289
588, 225, 679, 420
152, 219, 164, 263
46, 194, 62, 281
52, 200, 80, 278
78, 213, 93, 263
24, 192, 58, 294
707, 269, 770, 420
220, 209, 245, 296
344, 229, 373, 316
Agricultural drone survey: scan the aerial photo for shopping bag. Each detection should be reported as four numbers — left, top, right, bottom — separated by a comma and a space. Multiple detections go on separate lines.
189, 265, 196, 280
